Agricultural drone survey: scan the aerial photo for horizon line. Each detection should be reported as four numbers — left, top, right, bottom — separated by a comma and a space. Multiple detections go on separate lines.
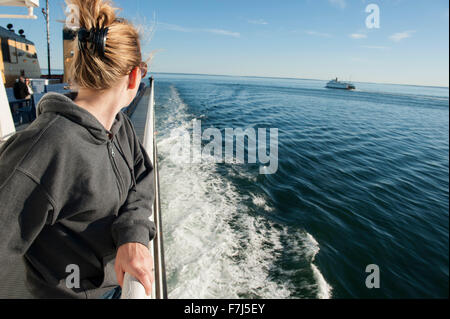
40, 68, 449, 89
149, 71, 450, 89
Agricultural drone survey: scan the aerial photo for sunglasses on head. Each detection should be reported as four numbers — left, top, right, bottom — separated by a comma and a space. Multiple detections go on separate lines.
138, 62, 148, 78
128, 62, 148, 79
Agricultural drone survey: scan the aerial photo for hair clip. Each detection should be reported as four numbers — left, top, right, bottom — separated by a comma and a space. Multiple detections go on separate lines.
77, 26, 109, 57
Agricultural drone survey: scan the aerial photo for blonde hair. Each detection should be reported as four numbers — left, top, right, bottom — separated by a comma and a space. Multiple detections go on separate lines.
67, 0, 142, 90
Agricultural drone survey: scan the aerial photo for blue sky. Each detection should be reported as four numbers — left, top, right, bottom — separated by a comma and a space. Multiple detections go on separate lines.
1, 0, 449, 86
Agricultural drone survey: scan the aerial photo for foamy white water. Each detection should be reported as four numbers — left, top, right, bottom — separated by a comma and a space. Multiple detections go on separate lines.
156, 86, 332, 299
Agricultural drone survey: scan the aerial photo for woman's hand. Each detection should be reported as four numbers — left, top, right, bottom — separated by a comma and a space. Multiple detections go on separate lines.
114, 242, 154, 296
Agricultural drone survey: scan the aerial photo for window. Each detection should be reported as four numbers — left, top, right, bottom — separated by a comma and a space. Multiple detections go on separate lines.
1, 37, 11, 63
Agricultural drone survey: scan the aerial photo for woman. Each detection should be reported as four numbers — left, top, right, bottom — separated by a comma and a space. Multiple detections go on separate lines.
25, 78, 33, 99
0, 0, 155, 299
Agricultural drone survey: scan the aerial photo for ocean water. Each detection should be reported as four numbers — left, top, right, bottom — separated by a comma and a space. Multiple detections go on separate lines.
152, 73, 449, 299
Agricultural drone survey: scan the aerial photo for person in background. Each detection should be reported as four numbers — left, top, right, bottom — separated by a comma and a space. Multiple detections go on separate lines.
24, 78, 36, 121
0, 0, 154, 299
25, 78, 33, 99
13, 76, 29, 101
12, 76, 33, 124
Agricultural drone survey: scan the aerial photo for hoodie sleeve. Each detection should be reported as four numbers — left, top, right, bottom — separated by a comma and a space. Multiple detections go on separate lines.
111, 128, 156, 249
0, 169, 54, 258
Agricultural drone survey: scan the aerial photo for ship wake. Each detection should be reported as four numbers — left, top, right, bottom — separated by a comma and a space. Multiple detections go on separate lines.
155, 85, 332, 299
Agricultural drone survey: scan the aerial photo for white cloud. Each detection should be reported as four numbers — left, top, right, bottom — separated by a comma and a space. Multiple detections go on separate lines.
248, 19, 268, 25
389, 30, 415, 42
329, 0, 346, 9
350, 33, 367, 39
305, 30, 332, 38
205, 29, 241, 38
158, 22, 240, 38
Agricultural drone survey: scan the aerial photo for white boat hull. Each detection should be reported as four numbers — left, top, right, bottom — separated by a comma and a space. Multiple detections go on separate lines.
325, 80, 355, 90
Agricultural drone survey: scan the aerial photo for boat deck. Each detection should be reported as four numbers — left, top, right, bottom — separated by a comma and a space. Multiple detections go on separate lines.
0, 88, 150, 299
130, 86, 151, 142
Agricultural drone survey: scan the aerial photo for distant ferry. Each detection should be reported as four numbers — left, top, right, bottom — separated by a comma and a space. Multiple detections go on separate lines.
326, 78, 355, 90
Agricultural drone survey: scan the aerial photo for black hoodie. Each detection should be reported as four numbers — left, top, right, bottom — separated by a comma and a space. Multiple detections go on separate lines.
0, 92, 156, 298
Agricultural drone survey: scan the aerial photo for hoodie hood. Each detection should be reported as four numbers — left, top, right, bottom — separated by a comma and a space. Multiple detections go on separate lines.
36, 92, 123, 143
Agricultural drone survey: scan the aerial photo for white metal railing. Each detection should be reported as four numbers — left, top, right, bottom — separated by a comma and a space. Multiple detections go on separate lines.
121, 77, 167, 299
0, 0, 39, 19
0, 78, 16, 142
